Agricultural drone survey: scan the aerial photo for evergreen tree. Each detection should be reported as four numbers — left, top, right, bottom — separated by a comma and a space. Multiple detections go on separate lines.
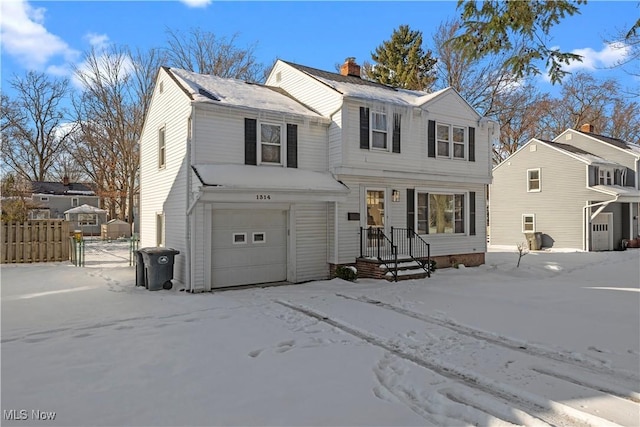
367, 25, 437, 91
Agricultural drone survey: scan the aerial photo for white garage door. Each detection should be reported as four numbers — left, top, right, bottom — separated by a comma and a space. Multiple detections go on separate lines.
211, 210, 287, 288
592, 212, 613, 251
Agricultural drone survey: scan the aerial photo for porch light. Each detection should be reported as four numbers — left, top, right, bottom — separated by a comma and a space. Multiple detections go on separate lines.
392, 190, 400, 202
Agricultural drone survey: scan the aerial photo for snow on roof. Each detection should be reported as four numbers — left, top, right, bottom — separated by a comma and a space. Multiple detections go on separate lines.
541, 140, 620, 166
591, 185, 640, 202
168, 68, 323, 118
193, 164, 349, 193
64, 204, 107, 214
284, 61, 450, 107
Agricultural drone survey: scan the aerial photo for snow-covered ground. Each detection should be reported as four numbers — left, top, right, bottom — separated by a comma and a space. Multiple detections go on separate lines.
1, 240, 639, 426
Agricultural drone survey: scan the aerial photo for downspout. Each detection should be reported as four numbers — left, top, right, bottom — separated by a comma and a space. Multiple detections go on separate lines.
582, 196, 619, 251
185, 105, 195, 292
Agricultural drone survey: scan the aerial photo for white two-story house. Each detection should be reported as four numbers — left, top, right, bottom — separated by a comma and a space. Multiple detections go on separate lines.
490, 124, 640, 251
139, 59, 495, 291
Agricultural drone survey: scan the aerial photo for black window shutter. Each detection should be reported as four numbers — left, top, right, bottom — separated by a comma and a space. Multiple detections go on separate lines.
406, 189, 415, 235
244, 118, 257, 165
469, 127, 476, 162
392, 113, 401, 153
428, 120, 436, 158
287, 124, 298, 168
360, 107, 369, 149
469, 191, 476, 236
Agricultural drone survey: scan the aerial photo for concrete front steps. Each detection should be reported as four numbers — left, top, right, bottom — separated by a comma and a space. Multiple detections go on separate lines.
355, 257, 430, 281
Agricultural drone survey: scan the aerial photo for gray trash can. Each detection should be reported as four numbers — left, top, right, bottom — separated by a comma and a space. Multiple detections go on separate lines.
524, 232, 542, 250
134, 250, 145, 287
139, 247, 180, 291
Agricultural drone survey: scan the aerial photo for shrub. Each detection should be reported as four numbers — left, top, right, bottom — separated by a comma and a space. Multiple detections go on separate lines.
335, 265, 357, 282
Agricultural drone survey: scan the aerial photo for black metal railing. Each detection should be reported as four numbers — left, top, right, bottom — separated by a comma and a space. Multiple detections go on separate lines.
390, 227, 431, 277
359, 227, 398, 281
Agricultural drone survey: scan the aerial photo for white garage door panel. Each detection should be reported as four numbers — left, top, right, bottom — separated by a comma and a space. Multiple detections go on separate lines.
212, 210, 287, 288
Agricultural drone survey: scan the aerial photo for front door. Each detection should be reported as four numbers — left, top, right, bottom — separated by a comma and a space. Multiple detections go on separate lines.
366, 190, 386, 247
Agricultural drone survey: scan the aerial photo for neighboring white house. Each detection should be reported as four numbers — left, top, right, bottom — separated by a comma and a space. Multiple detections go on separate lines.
139, 59, 495, 291
490, 124, 640, 251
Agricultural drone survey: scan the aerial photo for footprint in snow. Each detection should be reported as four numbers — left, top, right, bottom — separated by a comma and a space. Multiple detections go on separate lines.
276, 340, 295, 353
248, 349, 263, 358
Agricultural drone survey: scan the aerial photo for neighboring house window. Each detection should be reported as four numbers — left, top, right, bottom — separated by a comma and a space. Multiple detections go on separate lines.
156, 213, 165, 247
78, 213, 97, 226
40, 196, 49, 202
437, 123, 466, 159
522, 214, 535, 232
158, 126, 166, 169
260, 123, 282, 164
527, 169, 541, 192
371, 111, 388, 150
606, 170, 612, 185
71, 197, 79, 207
29, 209, 50, 220
417, 192, 465, 234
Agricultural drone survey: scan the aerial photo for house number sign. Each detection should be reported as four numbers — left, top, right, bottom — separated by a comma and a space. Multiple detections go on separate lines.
256, 194, 272, 200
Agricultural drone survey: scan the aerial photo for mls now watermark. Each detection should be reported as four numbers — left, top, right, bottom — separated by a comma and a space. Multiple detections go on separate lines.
3, 409, 56, 421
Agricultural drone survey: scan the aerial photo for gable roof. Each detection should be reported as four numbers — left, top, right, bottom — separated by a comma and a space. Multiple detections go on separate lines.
31, 181, 96, 196
64, 204, 107, 214
577, 130, 640, 153
281, 60, 457, 109
165, 67, 324, 119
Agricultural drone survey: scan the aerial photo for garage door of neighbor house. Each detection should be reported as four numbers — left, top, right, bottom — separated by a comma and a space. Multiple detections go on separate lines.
211, 210, 287, 288
592, 212, 613, 251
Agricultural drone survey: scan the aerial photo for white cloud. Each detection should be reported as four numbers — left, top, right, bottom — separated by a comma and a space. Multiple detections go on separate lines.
85, 33, 111, 51
179, 0, 212, 8
0, 0, 79, 70
563, 42, 631, 72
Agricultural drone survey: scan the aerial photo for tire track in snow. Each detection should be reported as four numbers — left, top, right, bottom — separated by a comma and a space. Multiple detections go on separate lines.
336, 293, 639, 385
275, 299, 622, 427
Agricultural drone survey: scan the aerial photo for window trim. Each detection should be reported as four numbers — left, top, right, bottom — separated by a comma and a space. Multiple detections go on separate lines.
71, 197, 79, 207
156, 213, 165, 247
415, 189, 468, 236
158, 125, 166, 169
258, 122, 284, 165
78, 213, 98, 226
527, 168, 541, 192
435, 122, 467, 160
522, 214, 536, 232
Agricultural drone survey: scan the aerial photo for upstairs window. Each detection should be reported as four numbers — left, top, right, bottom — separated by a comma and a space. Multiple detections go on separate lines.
436, 123, 466, 159
158, 126, 166, 169
527, 169, 541, 192
371, 112, 388, 150
71, 197, 79, 207
260, 123, 282, 165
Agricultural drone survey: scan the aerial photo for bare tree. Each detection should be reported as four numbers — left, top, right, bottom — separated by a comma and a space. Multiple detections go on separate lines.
71, 46, 163, 225
164, 28, 266, 82
0, 72, 75, 181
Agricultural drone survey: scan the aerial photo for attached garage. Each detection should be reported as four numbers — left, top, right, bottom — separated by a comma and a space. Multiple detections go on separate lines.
211, 209, 287, 288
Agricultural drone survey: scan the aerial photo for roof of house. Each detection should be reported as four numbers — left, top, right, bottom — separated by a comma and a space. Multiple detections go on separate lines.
166, 67, 324, 118
64, 204, 107, 214
541, 140, 594, 156
192, 164, 349, 194
282, 60, 451, 107
31, 181, 96, 196
577, 130, 638, 151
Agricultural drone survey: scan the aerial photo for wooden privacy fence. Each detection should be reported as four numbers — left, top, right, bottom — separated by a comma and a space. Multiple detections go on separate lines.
1, 220, 70, 263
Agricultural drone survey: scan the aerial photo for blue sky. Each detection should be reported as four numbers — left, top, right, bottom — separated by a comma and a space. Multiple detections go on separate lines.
1, 0, 638, 99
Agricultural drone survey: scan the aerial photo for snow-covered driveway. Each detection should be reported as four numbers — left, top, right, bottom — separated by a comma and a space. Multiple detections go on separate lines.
2, 242, 639, 426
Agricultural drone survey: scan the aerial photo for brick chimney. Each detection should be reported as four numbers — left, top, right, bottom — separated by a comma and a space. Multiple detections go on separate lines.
580, 123, 594, 133
340, 57, 361, 78
63, 176, 69, 186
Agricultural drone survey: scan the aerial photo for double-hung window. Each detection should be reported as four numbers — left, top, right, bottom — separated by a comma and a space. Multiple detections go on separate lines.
260, 123, 282, 164
522, 214, 535, 232
527, 169, 541, 192
437, 123, 466, 159
78, 213, 97, 226
371, 112, 388, 149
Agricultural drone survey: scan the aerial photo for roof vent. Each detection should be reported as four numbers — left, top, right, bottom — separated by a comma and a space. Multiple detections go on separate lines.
580, 123, 594, 133
340, 57, 361, 78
